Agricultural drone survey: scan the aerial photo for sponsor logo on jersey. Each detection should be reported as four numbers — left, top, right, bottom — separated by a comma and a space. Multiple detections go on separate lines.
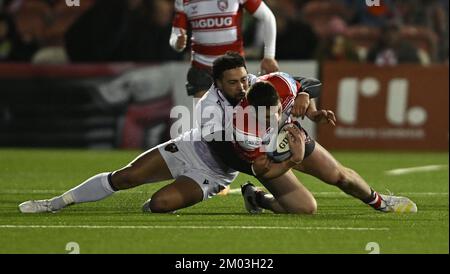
190, 4, 198, 15
239, 139, 262, 148
217, 0, 229, 11
164, 143, 179, 153
191, 17, 233, 29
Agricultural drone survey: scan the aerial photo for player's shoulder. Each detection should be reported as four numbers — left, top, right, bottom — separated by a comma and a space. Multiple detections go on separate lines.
196, 87, 224, 113
258, 72, 297, 94
174, 0, 188, 10
194, 89, 226, 128
258, 72, 294, 82
239, 0, 263, 12
247, 73, 258, 86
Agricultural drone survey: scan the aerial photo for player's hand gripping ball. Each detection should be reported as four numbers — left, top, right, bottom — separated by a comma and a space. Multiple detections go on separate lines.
266, 122, 301, 163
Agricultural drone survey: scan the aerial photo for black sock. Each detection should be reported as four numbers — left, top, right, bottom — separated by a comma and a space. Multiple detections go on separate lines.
107, 172, 119, 191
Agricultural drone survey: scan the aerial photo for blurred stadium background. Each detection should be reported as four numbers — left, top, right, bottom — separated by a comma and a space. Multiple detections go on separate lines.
0, 0, 448, 254
0, 0, 448, 149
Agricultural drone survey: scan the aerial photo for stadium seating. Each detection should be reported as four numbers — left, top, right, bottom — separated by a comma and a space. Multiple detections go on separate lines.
0, 64, 126, 148
400, 25, 439, 63
302, 0, 349, 38
12, 0, 94, 47
344, 26, 381, 61
343, 25, 438, 63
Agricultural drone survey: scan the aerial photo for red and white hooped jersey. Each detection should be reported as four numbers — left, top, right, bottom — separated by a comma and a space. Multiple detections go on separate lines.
232, 72, 301, 162
173, 0, 262, 68
257, 72, 301, 123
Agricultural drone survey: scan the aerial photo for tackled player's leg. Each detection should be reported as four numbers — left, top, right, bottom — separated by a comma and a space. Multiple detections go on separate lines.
241, 125, 316, 215
294, 142, 372, 201
242, 170, 317, 215
293, 142, 417, 213
261, 170, 317, 214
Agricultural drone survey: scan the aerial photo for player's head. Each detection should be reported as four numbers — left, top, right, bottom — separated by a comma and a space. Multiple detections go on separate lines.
212, 51, 248, 106
247, 81, 282, 128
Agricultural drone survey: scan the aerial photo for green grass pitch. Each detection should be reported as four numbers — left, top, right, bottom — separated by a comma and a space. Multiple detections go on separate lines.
0, 148, 448, 254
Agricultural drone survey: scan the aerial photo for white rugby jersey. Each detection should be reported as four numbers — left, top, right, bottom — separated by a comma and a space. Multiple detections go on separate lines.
171, 0, 275, 68
178, 74, 255, 176
185, 83, 238, 178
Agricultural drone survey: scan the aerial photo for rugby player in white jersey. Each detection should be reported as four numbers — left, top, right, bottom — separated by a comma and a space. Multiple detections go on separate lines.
171, 0, 279, 99
171, 0, 279, 196
234, 73, 418, 214
18, 52, 301, 214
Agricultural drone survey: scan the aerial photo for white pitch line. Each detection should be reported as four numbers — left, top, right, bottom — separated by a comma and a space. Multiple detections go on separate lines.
393, 192, 449, 196
0, 225, 389, 231
1, 189, 447, 197
227, 189, 448, 197
386, 165, 447, 176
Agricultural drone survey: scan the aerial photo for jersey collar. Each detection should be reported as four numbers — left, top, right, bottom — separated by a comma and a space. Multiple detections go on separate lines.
215, 86, 233, 107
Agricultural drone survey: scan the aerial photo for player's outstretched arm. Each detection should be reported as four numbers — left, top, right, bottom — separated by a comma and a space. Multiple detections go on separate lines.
307, 110, 337, 127
291, 77, 322, 118
306, 100, 337, 126
291, 92, 310, 119
251, 1, 279, 74
293, 77, 322, 99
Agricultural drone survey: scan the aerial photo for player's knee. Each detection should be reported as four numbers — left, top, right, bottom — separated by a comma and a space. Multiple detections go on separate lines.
149, 195, 174, 213
333, 167, 352, 188
287, 197, 317, 215
289, 206, 317, 215
303, 198, 317, 215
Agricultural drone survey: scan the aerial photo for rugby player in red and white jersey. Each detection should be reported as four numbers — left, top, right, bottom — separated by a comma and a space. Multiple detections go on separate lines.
233, 74, 418, 214
18, 52, 300, 214
232, 72, 322, 162
170, 0, 279, 98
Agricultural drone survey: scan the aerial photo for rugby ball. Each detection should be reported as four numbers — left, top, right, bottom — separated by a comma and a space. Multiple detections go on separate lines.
266, 123, 297, 163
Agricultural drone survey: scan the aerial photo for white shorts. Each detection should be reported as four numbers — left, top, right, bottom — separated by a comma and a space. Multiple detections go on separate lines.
157, 139, 236, 200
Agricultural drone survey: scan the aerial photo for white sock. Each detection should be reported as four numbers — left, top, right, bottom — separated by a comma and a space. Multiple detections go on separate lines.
50, 173, 116, 210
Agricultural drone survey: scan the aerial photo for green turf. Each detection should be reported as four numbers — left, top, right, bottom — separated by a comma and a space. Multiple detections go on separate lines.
0, 148, 448, 254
